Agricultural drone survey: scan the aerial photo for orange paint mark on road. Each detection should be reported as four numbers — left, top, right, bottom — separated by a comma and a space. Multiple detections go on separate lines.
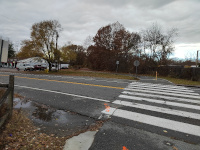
104, 103, 110, 112
122, 146, 129, 150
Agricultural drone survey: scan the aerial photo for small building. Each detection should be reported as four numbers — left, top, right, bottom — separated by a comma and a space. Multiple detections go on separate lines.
3, 58, 19, 68
0, 39, 9, 67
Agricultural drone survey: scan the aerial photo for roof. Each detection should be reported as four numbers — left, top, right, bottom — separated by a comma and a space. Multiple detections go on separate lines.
17, 57, 47, 64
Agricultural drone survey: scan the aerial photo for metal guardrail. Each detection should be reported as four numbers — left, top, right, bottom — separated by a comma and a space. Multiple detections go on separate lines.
0, 75, 14, 129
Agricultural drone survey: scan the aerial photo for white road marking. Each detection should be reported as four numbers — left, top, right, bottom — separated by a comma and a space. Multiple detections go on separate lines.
119, 95, 200, 110
15, 85, 110, 102
127, 86, 197, 95
130, 82, 188, 89
122, 91, 200, 104
101, 81, 200, 138
125, 88, 200, 99
127, 84, 194, 92
112, 108, 200, 137
113, 100, 200, 120
101, 107, 117, 115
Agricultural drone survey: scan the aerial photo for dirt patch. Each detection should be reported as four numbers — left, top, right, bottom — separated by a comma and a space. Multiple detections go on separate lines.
14, 93, 24, 99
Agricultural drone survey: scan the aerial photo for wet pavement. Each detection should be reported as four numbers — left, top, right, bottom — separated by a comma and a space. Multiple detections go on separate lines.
14, 98, 95, 137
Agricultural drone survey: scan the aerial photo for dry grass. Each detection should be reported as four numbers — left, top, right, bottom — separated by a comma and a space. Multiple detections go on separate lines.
139, 74, 200, 86
159, 76, 200, 86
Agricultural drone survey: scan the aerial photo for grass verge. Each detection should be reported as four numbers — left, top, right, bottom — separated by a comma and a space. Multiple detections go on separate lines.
158, 76, 200, 86
136, 74, 200, 86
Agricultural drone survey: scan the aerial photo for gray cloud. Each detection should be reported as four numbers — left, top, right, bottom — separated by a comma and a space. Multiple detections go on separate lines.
0, 0, 200, 52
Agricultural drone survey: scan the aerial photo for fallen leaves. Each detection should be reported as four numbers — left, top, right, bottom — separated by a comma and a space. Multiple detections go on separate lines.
0, 91, 108, 150
0, 108, 107, 150
0, 109, 68, 150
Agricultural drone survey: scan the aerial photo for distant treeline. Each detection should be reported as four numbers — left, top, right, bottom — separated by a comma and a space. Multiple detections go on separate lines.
15, 20, 183, 73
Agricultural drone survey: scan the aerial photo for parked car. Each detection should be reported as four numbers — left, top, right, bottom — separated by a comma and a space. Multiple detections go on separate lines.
61, 64, 69, 69
61, 66, 68, 69
34, 65, 47, 71
16, 63, 34, 71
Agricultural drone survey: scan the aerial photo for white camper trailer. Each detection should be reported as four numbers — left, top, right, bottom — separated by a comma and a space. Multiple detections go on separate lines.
16, 57, 48, 71
61, 64, 69, 69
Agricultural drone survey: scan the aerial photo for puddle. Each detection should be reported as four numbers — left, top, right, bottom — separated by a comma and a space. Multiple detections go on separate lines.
14, 101, 32, 109
13, 98, 94, 136
14, 98, 21, 103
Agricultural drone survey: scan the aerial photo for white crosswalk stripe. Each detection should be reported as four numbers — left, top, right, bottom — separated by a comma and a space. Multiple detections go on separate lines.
119, 94, 200, 110
127, 85, 197, 94
122, 91, 200, 104
125, 87, 200, 99
111, 109, 200, 137
112, 100, 200, 120
128, 83, 194, 92
101, 82, 200, 139
130, 82, 189, 89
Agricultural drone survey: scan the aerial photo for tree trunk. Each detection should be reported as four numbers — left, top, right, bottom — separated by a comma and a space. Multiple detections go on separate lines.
48, 62, 52, 71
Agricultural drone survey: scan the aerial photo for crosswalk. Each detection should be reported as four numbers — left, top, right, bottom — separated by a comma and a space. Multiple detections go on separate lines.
101, 81, 200, 143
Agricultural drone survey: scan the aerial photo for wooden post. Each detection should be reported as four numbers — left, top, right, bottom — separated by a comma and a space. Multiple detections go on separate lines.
156, 71, 157, 80
8, 75, 14, 117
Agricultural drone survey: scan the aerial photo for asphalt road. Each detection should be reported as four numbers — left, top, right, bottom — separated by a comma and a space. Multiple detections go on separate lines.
0, 71, 130, 118
1, 69, 200, 150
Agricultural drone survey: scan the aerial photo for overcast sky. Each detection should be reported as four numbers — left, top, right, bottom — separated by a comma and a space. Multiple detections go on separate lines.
0, 0, 200, 59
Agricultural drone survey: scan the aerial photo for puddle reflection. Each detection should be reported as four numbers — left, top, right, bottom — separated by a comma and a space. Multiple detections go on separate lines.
14, 98, 77, 124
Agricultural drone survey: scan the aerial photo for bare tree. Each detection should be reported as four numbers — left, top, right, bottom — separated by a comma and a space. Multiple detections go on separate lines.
184, 51, 196, 61
140, 22, 178, 65
159, 28, 178, 64
83, 35, 94, 49
31, 20, 62, 71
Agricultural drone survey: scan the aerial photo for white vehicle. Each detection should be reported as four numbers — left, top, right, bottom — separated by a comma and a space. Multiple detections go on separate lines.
16, 63, 34, 71
16, 57, 48, 71
61, 64, 69, 69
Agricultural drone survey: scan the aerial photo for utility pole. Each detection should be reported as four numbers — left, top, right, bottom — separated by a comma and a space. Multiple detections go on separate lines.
196, 50, 200, 67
